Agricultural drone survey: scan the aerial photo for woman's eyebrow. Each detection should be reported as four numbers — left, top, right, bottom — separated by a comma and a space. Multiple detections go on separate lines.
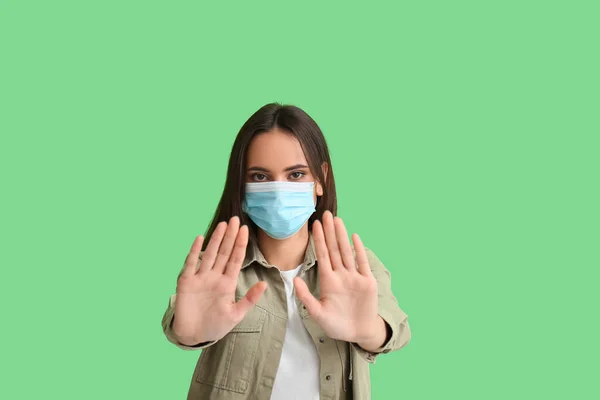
247, 166, 270, 172
247, 164, 308, 172
284, 164, 309, 171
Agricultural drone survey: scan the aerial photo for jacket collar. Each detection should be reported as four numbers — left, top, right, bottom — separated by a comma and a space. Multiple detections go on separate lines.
242, 233, 318, 273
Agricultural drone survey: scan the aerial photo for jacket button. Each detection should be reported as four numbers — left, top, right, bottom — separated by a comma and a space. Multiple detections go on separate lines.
319, 337, 325, 343
325, 374, 332, 381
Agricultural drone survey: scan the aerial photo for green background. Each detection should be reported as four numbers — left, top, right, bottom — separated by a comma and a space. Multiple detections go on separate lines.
1, 0, 598, 399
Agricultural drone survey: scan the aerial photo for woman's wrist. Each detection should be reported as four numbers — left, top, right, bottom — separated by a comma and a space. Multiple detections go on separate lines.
355, 315, 390, 352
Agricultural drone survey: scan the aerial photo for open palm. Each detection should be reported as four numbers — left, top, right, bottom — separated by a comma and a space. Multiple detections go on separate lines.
293, 211, 379, 343
173, 217, 267, 345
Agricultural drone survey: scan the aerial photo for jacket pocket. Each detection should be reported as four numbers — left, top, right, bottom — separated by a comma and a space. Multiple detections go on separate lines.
195, 305, 266, 394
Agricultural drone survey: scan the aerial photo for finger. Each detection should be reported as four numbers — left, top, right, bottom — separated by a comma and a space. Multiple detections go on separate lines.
352, 233, 373, 277
180, 235, 205, 277
312, 220, 332, 273
233, 281, 268, 320
333, 216, 356, 272
224, 225, 249, 277
322, 211, 344, 271
293, 277, 323, 319
212, 216, 240, 273
197, 221, 227, 273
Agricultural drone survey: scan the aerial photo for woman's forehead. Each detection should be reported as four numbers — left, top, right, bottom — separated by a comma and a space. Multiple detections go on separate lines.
246, 130, 308, 168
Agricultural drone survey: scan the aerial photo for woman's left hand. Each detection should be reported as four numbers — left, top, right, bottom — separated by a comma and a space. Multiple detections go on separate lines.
294, 211, 383, 345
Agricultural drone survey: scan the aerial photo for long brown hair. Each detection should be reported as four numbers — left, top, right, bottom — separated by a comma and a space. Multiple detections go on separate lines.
202, 102, 337, 250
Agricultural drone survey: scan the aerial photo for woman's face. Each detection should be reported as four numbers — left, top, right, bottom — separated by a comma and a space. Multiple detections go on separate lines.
245, 128, 324, 201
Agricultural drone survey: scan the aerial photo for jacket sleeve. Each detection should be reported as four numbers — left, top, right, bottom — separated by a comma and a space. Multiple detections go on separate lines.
160, 251, 218, 351
351, 247, 411, 363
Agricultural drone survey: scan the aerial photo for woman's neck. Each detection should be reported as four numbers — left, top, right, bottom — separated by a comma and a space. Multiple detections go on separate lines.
257, 226, 309, 271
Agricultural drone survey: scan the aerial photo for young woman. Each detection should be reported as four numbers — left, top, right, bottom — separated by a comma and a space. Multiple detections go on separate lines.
161, 103, 411, 400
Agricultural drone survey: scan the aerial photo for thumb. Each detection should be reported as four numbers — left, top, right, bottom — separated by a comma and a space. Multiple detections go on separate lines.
233, 281, 268, 320
293, 277, 322, 319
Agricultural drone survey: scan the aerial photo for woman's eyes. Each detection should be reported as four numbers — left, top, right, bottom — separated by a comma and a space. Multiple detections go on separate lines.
251, 173, 268, 181
250, 172, 306, 181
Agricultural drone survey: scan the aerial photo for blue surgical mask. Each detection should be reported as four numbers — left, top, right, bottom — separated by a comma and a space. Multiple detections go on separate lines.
242, 181, 316, 240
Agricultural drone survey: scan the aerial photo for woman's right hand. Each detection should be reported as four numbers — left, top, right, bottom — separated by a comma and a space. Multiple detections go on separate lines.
172, 216, 268, 345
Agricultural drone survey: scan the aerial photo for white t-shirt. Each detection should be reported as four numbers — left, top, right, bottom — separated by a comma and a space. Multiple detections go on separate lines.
270, 264, 321, 400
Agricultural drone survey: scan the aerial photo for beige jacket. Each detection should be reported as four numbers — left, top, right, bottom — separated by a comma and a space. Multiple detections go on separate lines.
161, 235, 411, 399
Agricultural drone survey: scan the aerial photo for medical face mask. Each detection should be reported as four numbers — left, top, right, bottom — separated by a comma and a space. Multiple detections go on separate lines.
242, 181, 317, 240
